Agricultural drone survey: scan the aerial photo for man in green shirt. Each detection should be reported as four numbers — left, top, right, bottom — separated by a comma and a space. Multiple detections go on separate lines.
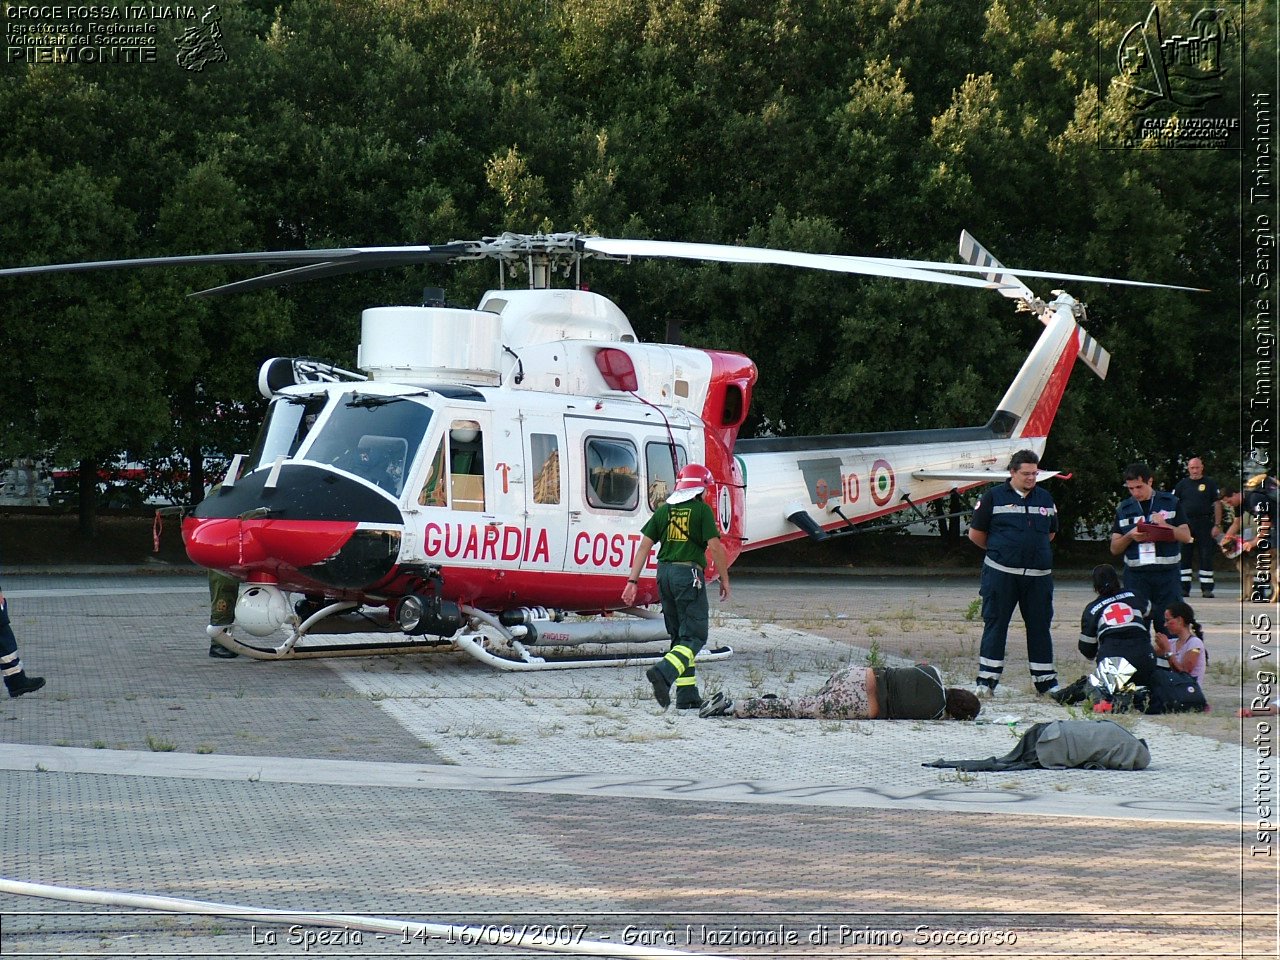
622, 464, 731, 709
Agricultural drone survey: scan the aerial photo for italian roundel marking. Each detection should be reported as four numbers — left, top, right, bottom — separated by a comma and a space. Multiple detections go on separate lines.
1102, 602, 1136, 626
869, 459, 896, 506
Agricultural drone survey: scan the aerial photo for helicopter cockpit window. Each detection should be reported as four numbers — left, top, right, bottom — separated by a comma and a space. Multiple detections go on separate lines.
449, 420, 484, 512
645, 441, 688, 510
243, 395, 328, 473
531, 433, 560, 505
417, 438, 447, 507
305, 395, 433, 498
585, 437, 639, 511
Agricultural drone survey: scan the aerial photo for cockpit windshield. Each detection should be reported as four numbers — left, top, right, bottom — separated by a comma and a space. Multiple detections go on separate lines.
303, 394, 434, 497
243, 394, 328, 474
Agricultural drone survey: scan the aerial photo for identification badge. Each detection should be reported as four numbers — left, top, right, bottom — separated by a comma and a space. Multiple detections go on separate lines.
1138, 541, 1156, 563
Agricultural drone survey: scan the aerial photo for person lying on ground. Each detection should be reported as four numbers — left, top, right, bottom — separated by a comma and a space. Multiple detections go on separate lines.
699, 663, 981, 721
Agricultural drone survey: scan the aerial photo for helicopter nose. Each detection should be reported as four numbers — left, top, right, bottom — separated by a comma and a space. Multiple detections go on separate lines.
184, 462, 404, 590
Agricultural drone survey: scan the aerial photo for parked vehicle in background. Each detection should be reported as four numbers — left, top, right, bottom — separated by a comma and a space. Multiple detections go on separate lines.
0, 461, 53, 506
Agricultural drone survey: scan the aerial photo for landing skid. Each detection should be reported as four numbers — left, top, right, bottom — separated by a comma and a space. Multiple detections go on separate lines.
214, 601, 734, 670
452, 607, 734, 671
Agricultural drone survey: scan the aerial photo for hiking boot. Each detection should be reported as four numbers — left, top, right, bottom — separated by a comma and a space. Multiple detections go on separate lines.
208, 643, 239, 659
1201, 588, 1215, 599
645, 665, 671, 709
972, 683, 998, 700
675, 687, 703, 710
1181, 585, 1191, 598
6, 674, 45, 698
699, 691, 733, 718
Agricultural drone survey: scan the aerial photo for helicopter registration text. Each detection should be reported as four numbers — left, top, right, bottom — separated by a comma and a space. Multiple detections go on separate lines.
572, 531, 648, 569
421, 523, 649, 571
424, 522, 552, 563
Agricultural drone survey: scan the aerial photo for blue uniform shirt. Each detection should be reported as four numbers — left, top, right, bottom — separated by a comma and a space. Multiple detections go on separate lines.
970, 481, 1058, 575
1111, 492, 1185, 567
1079, 589, 1152, 660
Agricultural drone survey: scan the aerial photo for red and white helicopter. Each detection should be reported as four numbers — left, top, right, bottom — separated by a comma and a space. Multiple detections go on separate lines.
1, 232, 1197, 669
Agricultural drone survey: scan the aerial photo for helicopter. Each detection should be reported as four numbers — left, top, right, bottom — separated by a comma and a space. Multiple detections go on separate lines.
0, 231, 1199, 669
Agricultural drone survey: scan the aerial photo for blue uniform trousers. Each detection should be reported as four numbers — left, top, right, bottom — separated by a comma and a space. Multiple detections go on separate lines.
0, 597, 23, 683
1123, 565, 1182, 637
1180, 518, 1216, 595
977, 565, 1057, 692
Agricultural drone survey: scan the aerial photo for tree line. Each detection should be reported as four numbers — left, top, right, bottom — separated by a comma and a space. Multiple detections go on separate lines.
0, 0, 1267, 536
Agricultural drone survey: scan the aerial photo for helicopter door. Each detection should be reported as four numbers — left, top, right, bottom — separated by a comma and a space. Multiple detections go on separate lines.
518, 414, 568, 571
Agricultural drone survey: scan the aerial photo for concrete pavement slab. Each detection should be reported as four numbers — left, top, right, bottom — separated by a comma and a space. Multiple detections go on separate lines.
0, 569, 1274, 957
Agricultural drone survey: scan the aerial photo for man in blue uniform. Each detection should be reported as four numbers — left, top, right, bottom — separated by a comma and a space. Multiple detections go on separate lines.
1172, 457, 1221, 598
968, 450, 1060, 697
1110, 462, 1191, 636
1, 567, 45, 698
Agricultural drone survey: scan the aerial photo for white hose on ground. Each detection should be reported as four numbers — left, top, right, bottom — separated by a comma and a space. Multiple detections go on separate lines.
0, 877, 740, 960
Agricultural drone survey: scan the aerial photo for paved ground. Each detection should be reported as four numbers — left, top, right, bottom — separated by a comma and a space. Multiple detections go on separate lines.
0, 566, 1275, 958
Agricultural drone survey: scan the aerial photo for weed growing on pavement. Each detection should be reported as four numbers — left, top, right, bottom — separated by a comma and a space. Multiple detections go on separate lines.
866, 638, 886, 670
963, 597, 981, 621
891, 605, 920, 632
935, 769, 979, 786
618, 729, 685, 743
145, 735, 176, 752
485, 732, 521, 745
196, 745, 215, 754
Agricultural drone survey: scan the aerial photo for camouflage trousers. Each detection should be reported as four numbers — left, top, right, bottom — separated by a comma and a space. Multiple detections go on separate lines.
733, 665, 872, 719
208, 570, 239, 627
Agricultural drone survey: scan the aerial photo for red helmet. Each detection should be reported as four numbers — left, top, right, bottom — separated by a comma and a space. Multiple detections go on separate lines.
668, 464, 715, 503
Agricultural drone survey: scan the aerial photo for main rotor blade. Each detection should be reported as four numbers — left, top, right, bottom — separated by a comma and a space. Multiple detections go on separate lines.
0, 244, 475, 283
581, 238, 1007, 291
584, 237, 1205, 293
838, 254, 1207, 292
189, 254, 458, 298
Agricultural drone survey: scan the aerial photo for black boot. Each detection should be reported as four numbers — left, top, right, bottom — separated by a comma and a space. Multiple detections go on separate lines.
645, 664, 673, 708
675, 684, 703, 710
6, 673, 46, 698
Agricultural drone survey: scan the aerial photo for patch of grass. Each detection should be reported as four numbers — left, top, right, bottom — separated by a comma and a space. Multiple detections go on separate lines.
963, 597, 982, 621
195, 744, 215, 754
618, 729, 685, 743
485, 732, 521, 745
145, 735, 176, 752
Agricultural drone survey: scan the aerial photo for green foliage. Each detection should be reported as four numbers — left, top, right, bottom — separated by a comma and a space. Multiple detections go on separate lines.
0, 0, 1257, 531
